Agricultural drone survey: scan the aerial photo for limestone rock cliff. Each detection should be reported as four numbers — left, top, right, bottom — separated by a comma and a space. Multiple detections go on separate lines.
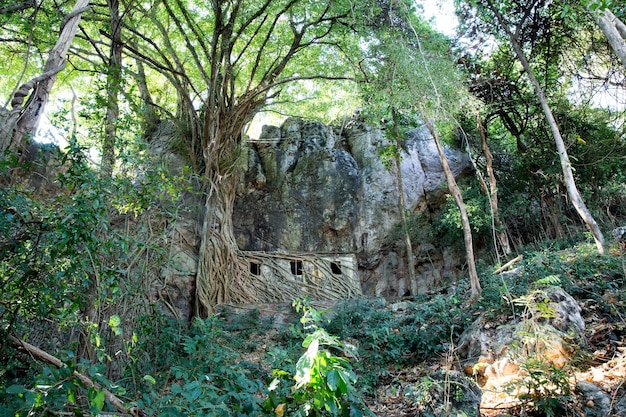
233, 118, 472, 297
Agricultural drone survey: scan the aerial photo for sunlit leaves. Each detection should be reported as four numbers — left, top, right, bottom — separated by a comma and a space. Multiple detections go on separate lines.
268, 300, 370, 416
0, 2, 66, 104
359, 4, 473, 140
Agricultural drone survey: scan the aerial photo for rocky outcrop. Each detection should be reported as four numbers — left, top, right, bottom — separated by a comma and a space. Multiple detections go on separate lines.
457, 285, 586, 411
149, 117, 472, 315
234, 118, 472, 297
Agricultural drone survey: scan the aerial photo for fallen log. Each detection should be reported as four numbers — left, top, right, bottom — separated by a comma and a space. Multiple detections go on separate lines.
492, 254, 523, 275
8, 335, 147, 417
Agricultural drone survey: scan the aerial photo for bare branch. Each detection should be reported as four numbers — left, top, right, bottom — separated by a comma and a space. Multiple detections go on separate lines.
77, 24, 108, 63
8, 335, 147, 417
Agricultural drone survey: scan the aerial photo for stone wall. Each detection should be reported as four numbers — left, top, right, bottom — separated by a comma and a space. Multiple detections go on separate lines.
233, 118, 472, 298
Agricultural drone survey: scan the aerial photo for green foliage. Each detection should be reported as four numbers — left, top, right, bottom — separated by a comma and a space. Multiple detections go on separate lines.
507, 359, 572, 417
378, 142, 400, 170
433, 179, 494, 249
0, 141, 107, 334
498, 274, 575, 416
0, 2, 66, 104
461, 0, 626, 246
358, 4, 475, 140
0, 137, 191, 415
1, 350, 120, 417
266, 299, 372, 417
129, 316, 266, 417
326, 296, 472, 383
403, 372, 480, 417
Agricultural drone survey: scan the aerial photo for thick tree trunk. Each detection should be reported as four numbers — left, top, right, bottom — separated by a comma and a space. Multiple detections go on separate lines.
102, 0, 123, 176
0, 0, 90, 154
424, 118, 481, 298
487, 1, 606, 254
592, 8, 626, 70
193, 103, 256, 313
195, 172, 254, 315
391, 108, 418, 296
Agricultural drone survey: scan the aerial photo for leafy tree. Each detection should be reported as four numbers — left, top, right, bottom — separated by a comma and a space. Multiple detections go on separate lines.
461, 0, 606, 254
111, 0, 362, 313
0, 0, 90, 154
358, 1, 482, 297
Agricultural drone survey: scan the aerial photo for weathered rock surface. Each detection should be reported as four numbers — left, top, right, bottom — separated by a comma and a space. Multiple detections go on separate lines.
576, 381, 612, 417
147, 117, 472, 314
457, 286, 586, 411
155, 217, 200, 320
234, 118, 472, 297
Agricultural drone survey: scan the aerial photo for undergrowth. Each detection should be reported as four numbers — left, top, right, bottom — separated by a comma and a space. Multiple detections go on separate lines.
2, 141, 625, 415
477, 243, 625, 320
325, 293, 473, 387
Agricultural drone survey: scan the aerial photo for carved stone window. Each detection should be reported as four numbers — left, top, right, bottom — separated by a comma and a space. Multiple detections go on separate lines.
330, 261, 342, 275
250, 261, 261, 276
290, 260, 303, 275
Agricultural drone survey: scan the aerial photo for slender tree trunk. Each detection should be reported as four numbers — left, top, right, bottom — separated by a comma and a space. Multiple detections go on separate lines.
592, 8, 626, 70
477, 115, 511, 257
0, 0, 90, 154
424, 118, 481, 298
134, 59, 159, 137
102, 0, 122, 176
391, 107, 418, 296
486, 1, 606, 254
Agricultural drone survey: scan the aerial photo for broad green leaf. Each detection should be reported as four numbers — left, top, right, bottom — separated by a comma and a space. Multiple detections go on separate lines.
89, 388, 105, 412
6, 384, 28, 394
337, 370, 349, 395
295, 337, 319, 388
108, 314, 121, 327
268, 378, 280, 391
326, 369, 339, 391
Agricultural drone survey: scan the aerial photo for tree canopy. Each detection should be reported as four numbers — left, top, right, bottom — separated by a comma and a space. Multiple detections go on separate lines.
2, 0, 626, 415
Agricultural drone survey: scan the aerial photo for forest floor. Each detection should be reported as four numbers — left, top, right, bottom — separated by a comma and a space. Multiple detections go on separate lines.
236, 302, 626, 416
235, 248, 626, 416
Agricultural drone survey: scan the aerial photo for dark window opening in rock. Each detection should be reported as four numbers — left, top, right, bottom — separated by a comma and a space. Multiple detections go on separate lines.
331, 262, 342, 275
290, 260, 303, 275
250, 261, 261, 276
361, 233, 368, 249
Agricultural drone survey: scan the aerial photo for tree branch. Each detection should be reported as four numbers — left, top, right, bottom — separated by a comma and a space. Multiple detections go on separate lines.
10, 62, 66, 109
8, 335, 147, 417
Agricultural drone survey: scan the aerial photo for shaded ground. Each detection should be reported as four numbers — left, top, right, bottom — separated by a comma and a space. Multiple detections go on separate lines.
233, 249, 626, 416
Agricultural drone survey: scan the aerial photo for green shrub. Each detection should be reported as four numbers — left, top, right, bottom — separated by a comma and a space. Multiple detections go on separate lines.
326, 296, 472, 382
507, 359, 572, 417
266, 299, 373, 417
131, 316, 266, 416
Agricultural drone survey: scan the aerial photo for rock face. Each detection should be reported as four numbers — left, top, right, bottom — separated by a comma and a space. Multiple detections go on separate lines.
457, 286, 586, 411
234, 118, 472, 297
150, 117, 472, 315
